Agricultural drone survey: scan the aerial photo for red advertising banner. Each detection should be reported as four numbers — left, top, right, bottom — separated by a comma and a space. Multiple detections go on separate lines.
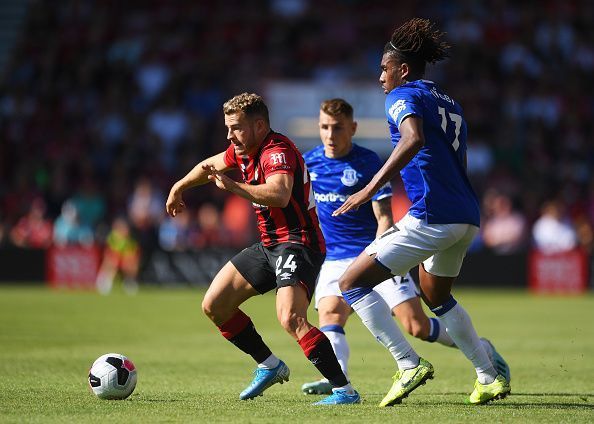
46, 245, 101, 289
528, 248, 589, 294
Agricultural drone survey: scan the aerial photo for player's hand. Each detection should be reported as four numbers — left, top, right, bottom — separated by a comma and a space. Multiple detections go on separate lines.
332, 188, 372, 216
165, 189, 185, 217
203, 164, 236, 192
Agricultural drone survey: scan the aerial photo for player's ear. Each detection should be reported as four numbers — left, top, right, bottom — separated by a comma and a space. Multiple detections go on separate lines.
255, 117, 267, 135
351, 121, 358, 137
400, 62, 410, 80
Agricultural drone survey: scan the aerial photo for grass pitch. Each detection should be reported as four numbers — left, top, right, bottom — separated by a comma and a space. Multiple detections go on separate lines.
0, 285, 593, 423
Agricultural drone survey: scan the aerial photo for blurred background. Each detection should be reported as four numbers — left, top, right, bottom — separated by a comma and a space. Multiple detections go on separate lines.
0, 0, 592, 292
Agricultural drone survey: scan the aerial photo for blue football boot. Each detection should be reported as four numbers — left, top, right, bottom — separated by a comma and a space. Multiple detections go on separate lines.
239, 360, 290, 400
313, 389, 361, 405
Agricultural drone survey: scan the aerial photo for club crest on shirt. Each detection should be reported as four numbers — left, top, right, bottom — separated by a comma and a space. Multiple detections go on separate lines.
341, 167, 358, 187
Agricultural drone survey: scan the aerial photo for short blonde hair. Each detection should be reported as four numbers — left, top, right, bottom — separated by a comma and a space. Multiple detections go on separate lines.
223, 92, 269, 124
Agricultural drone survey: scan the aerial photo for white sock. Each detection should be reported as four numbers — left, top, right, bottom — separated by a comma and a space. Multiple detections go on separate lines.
96, 269, 114, 295
352, 291, 419, 370
257, 353, 280, 369
437, 303, 497, 384
480, 338, 494, 360
428, 317, 456, 347
333, 383, 355, 394
321, 326, 349, 379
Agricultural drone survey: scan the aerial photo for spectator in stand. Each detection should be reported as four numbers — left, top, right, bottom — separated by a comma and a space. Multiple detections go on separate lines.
96, 216, 140, 295
9, 197, 53, 248
481, 189, 528, 254
128, 176, 164, 252
70, 177, 106, 229
532, 199, 578, 254
147, 92, 191, 172
573, 214, 594, 254
53, 201, 94, 247
158, 208, 193, 251
1, 0, 594, 261
222, 195, 257, 248
191, 202, 228, 248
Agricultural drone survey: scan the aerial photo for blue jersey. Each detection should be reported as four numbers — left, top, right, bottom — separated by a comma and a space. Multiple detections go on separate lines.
303, 144, 392, 260
385, 80, 480, 226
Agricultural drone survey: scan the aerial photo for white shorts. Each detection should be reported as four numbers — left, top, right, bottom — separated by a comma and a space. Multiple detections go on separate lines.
366, 213, 479, 278
314, 257, 419, 310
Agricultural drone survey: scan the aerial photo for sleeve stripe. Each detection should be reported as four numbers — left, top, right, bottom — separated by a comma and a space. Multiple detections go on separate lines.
374, 193, 393, 201
397, 112, 416, 129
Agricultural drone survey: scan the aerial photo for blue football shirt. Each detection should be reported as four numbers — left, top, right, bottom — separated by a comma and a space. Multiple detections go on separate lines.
303, 144, 392, 260
385, 79, 480, 226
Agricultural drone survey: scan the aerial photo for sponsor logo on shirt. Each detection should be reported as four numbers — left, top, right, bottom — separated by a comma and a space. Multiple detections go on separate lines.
314, 192, 349, 203
389, 99, 406, 122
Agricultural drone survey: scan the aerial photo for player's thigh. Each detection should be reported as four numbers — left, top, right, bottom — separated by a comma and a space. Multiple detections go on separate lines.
373, 272, 420, 310
203, 261, 260, 323
422, 224, 479, 277
230, 242, 277, 294
314, 258, 352, 309
339, 251, 394, 291
418, 265, 455, 309
370, 216, 437, 277
272, 243, 325, 302
317, 295, 351, 328
373, 214, 471, 277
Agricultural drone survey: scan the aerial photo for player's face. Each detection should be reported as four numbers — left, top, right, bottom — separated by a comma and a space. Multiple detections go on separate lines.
319, 111, 356, 159
379, 54, 405, 94
224, 112, 262, 156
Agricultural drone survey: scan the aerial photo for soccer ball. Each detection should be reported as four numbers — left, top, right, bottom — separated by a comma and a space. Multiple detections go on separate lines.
88, 353, 137, 400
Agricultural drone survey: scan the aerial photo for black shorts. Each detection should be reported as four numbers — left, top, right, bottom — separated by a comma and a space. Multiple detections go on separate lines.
231, 242, 325, 300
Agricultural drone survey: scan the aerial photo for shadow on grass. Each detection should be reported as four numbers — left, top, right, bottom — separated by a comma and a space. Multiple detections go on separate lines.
373, 392, 593, 409
487, 403, 593, 410
512, 392, 593, 397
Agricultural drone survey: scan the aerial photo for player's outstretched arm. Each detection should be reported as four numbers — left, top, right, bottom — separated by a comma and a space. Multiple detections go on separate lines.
206, 171, 293, 208
333, 117, 424, 216
166, 152, 230, 217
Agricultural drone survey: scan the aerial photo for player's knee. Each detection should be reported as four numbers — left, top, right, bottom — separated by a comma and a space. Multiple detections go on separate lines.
278, 310, 307, 336
338, 274, 354, 293
401, 317, 427, 339
201, 294, 221, 320
318, 310, 341, 325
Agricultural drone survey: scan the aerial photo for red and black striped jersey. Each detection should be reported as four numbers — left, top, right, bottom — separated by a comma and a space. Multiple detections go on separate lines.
223, 131, 326, 253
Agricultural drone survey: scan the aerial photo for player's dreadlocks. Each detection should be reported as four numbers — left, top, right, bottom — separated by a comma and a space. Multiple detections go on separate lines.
384, 18, 450, 74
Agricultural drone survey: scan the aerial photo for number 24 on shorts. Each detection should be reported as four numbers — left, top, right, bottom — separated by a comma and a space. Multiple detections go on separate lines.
276, 254, 297, 275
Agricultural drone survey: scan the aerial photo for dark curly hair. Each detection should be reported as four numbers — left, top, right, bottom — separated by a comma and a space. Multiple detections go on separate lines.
384, 18, 450, 74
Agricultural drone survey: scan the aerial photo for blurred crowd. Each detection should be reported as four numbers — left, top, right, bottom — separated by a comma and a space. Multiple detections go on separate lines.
1, 0, 593, 260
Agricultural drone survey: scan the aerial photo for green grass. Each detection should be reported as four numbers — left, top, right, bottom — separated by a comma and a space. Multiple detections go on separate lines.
0, 286, 593, 423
